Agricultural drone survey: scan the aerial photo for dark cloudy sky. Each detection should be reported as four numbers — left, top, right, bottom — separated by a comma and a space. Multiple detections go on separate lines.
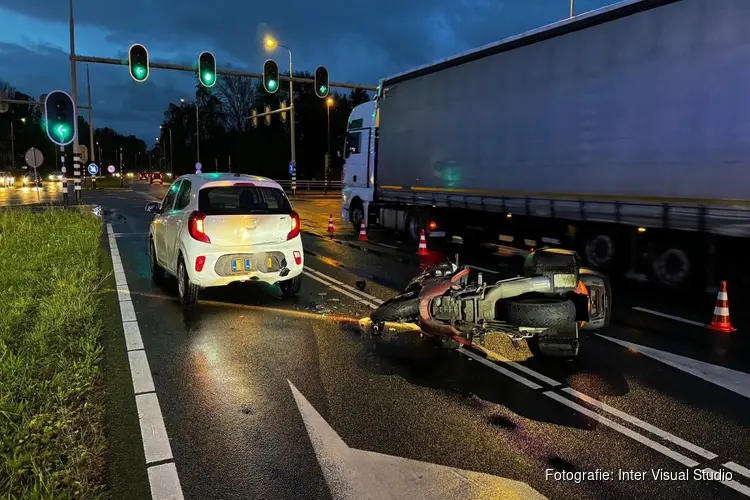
0, 0, 614, 146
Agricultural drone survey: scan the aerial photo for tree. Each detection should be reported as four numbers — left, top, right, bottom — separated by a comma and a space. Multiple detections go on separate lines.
215, 74, 256, 133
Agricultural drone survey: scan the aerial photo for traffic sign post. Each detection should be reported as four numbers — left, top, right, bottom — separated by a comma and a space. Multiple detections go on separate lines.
25, 147, 44, 203
88, 163, 99, 189
195, 162, 202, 174
107, 165, 116, 174
60, 147, 69, 206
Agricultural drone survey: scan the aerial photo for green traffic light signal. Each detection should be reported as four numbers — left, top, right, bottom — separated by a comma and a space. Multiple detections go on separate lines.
315, 66, 329, 98
44, 90, 76, 146
128, 44, 150, 83
263, 59, 279, 94
198, 51, 217, 88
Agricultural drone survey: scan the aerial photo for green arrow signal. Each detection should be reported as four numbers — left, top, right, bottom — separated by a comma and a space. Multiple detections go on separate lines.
319, 85, 327, 95
133, 65, 146, 80
55, 124, 70, 139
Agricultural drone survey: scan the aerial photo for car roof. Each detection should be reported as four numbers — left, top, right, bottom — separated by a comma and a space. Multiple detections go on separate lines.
177, 173, 281, 189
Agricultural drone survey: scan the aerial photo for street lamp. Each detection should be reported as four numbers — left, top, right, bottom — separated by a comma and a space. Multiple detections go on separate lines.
325, 97, 334, 194
160, 125, 174, 176
180, 98, 200, 164
10, 115, 26, 169
264, 35, 297, 195
96, 141, 102, 165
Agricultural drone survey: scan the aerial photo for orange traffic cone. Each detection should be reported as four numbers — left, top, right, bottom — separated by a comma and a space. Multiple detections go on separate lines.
358, 219, 368, 241
707, 281, 736, 332
327, 214, 334, 237
417, 230, 428, 256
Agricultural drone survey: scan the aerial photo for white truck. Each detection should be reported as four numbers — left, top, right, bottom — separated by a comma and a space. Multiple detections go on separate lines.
341, 0, 750, 290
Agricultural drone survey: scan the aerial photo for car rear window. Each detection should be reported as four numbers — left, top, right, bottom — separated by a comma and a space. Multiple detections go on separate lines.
198, 185, 292, 215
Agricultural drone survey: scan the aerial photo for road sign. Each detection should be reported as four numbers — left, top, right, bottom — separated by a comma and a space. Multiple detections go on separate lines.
0, 91, 8, 114
80, 145, 88, 163
107, 165, 116, 174
61, 166, 67, 174
88, 163, 99, 175
289, 162, 295, 175
195, 162, 202, 173
24, 148, 44, 168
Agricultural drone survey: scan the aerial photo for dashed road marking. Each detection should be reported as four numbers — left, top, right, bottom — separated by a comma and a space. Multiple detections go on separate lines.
632, 306, 705, 327
107, 224, 184, 500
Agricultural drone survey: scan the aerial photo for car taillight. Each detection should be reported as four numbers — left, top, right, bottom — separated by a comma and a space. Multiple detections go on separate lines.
195, 256, 206, 272
189, 211, 211, 243
287, 210, 300, 240
428, 220, 438, 231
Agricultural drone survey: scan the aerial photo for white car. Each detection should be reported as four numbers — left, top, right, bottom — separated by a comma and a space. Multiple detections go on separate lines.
145, 173, 304, 305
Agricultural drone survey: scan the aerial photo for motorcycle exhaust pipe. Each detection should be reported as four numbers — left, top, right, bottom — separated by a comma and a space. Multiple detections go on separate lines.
481, 275, 553, 306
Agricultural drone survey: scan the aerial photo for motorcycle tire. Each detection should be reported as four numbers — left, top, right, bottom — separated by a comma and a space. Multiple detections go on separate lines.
370, 298, 420, 324
504, 298, 576, 328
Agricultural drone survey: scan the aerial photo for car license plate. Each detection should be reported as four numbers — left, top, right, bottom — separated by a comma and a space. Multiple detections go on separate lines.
231, 258, 252, 273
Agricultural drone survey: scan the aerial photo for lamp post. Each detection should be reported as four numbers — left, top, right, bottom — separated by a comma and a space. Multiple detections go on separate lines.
325, 97, 333, 194
10, 116, 25, 169
96, 141, 102, 165
264, 35, 296, 195
180, 98, 199, 164
160, 125, 173, 176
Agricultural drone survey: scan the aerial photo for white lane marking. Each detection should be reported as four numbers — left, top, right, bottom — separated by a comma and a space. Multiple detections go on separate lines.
305, 267, 384, 304
597, 335, 750, 400
147, 463, 184, 500
120, 300, 137, 322
303, 271, 382, 309
632, 306, 705, 327
136, 392, 174, 464
544, 391, 699, 467
288, 380, 547, 500
458, 348, 542, 390
561, 387, 717, 460
726, 462, 750, 480
128, 350, 156, 395
703, 468, 750, 497
123, 321, 144, 351
106, 224, 183, 498
489, 353, 562, 387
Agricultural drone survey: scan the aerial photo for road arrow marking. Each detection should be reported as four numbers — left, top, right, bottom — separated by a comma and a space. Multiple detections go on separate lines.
287, 380, 546, 500
597, 335, 750, 400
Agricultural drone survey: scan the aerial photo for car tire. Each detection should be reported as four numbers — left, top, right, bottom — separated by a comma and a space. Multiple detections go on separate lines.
279, 276, 301, 298
504, 298, 576, 328
177, 257, 199, 306
149, 239, 165, 284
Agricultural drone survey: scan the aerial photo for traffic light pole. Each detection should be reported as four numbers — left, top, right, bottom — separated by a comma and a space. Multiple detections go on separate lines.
68, 0, 81, 176
285, 47, 297, 196
60, 146, 69, 206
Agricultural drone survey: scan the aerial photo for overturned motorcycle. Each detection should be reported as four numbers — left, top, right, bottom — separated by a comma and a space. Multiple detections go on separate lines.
369, 248, 611, 359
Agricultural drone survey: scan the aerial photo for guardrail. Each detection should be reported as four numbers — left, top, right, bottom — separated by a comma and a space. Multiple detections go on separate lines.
275, 180, 342, 192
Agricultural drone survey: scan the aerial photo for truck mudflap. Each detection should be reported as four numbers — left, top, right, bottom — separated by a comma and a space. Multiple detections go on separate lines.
578, 268, 612, 331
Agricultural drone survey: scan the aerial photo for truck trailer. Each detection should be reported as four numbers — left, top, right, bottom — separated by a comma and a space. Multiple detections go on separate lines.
341, 0, 750, 290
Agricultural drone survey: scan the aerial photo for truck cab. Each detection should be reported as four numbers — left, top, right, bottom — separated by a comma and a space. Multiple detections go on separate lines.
341, 100, 377, 228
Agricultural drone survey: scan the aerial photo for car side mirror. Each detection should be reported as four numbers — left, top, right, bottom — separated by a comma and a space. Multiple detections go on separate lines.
145, 202, 161, 214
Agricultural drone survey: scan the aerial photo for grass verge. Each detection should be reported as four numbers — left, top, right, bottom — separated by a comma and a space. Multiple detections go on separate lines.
84, 178, 131, 190
0, 208, 105, 498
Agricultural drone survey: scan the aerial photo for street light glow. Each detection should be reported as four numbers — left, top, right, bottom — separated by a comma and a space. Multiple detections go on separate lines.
326, 97, 334, 106
264, 36, 277, 50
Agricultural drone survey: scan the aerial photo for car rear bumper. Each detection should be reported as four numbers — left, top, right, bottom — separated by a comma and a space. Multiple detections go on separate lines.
185, 236, 304, 288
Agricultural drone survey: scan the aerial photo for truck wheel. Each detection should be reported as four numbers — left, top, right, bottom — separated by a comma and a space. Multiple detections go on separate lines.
584, 234, 616, 269
650, 247, 692, 287
350, 201, 364, 230
405, 212, 425, 242
370, 298, 420, 324
504, 298, 576, 328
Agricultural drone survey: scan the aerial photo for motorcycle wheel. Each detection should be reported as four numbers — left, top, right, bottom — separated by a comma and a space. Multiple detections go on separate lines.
370, 298, 420, 324
504, 298, 576, 328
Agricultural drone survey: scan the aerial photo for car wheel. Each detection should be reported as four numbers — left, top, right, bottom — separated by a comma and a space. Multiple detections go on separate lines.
149, 239, 165, 284
279, 276, 301, 298
177, 257, 199, 306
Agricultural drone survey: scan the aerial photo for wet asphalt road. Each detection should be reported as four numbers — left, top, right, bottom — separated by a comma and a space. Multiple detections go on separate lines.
80, 187, 750, 500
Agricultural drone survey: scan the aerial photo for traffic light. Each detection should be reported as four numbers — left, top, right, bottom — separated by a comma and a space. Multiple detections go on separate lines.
251, 109, 258, 128
263, 59, 279, 94
280, 101, 287, 123
44, 90, 77, 146
264, 105, 272, 126
314, 66, 329, 98
128, 43, 150, 82
198, 51, 216, 87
